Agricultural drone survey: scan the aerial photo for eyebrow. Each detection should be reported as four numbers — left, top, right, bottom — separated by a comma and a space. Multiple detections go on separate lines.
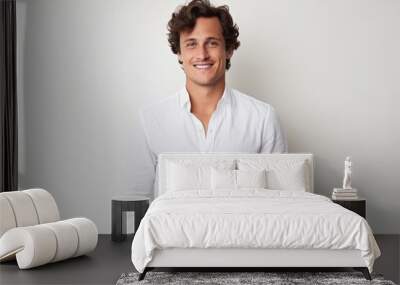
183, 37, 222, 43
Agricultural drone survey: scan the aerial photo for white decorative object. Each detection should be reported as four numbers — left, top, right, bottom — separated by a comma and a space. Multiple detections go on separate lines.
342, 156, 352, 190
0, 189, 98, 269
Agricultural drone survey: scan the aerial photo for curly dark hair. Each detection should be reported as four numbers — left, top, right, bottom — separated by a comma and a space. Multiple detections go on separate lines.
167, 0, 240, 70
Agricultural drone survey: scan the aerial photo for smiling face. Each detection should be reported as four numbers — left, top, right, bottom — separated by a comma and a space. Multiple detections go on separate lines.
178, 17, 233, 89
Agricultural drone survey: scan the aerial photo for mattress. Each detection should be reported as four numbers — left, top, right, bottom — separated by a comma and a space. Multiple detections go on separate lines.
131, 189, 380, 273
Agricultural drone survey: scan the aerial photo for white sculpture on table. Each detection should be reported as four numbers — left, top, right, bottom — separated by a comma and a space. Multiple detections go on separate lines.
342, 156, 352, 189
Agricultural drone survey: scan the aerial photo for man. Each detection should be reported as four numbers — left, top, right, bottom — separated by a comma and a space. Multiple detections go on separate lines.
138, 0, 287, 198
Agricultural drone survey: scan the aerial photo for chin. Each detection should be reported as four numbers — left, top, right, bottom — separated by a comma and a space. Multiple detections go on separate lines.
189, 74, 224, 87
191, 78, 220, 87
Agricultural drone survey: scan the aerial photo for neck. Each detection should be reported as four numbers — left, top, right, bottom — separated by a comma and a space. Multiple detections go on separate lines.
186, 79, 226, 114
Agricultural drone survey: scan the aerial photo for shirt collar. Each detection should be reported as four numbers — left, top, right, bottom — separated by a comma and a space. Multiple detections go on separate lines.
179, 86, 231, 113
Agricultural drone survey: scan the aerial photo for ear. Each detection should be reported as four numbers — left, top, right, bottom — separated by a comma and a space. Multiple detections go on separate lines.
178, 53, 183, 64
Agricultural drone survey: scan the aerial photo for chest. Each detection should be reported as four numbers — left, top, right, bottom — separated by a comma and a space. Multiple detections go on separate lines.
191, 111, 212, 132
150, 112, 262, 154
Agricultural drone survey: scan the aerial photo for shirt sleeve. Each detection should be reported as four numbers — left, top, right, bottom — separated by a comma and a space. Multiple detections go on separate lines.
260, 106, 288, 153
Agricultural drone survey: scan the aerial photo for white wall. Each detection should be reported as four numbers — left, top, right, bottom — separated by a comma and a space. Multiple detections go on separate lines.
17, 0, 400, 234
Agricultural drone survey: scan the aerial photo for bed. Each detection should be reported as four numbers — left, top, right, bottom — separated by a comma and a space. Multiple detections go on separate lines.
131, 153, 380, 280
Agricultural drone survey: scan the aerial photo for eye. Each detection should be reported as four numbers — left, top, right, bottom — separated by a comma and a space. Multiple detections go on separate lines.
186, 41, 196, 48
208, 41, 219, 47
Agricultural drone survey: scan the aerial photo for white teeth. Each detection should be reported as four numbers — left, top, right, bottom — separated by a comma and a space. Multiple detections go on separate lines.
194, 64, 212, 69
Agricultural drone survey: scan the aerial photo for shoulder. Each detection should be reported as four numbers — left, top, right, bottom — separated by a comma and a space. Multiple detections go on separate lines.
139, 93, 180, 123
230, 88, 275, 117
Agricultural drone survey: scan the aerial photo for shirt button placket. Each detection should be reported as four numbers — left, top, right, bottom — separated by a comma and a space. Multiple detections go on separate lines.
206, 130, 211, 152
196, 122, 206, 150
207, 112, 218, 151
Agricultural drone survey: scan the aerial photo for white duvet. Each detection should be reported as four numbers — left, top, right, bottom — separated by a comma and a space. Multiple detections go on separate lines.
131, 190, 380, 273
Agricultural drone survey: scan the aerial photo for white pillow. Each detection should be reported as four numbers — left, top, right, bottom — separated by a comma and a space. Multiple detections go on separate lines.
267, 162, 306, 191
211, 168, 236, 190
237, 169, 267, 188
211, 168, 267, 190
167, 163, 209, 191
166, 159, 235, 192
237, 159, 308, 191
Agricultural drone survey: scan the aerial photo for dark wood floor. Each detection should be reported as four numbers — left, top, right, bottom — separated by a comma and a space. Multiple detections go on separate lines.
0, 234, 398, 285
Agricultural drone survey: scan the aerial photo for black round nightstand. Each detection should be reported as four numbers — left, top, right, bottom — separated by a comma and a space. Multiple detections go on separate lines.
332, 198, 366, 219
111, 195, 150, 242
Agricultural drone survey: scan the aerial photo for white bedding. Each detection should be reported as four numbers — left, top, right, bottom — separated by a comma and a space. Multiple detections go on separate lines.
131, 190, 380, 273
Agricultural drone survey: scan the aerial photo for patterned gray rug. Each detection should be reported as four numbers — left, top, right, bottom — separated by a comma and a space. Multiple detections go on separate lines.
116, 271, 396, 285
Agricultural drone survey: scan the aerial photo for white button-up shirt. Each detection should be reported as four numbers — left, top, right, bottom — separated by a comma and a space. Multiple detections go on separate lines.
137, 87, 287, 197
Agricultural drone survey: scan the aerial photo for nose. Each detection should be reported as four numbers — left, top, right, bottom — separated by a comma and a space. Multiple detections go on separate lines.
196, 45, 210, 61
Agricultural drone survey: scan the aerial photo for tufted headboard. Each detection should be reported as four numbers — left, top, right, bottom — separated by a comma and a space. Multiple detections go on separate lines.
156, 153, 314, 197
